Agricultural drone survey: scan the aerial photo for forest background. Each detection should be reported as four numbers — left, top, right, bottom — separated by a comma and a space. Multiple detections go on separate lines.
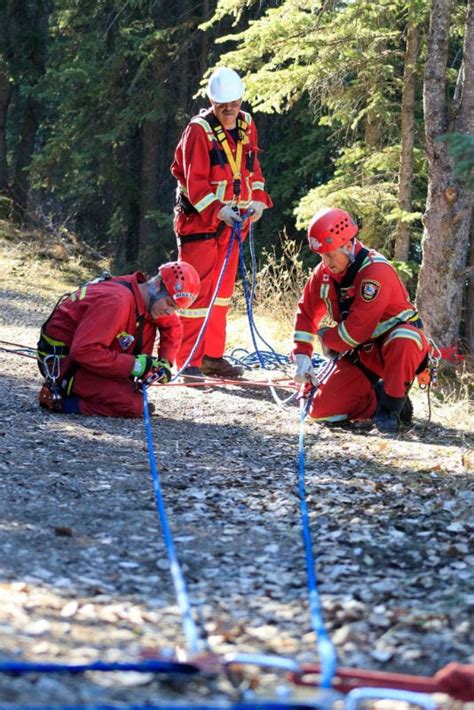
0, 0, 473, 358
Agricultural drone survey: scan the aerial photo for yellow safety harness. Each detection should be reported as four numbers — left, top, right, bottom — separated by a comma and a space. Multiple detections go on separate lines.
207, 113, 249, 204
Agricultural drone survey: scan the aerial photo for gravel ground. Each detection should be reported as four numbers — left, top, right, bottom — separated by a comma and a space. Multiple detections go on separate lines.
0, 245, 473, 709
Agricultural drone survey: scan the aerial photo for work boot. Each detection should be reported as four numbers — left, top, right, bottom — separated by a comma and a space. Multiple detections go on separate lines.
181, 366, 206, 384
400, 395, 413, 425
201, 355, 245, 379
373, 383, 411, 434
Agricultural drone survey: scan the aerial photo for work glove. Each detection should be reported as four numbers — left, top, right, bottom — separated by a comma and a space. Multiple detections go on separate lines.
217, 204, 243, 227
293, 353, 319, 386
152, 358, 172, 384
317, 327, 338, 359
248, 200, 267, 223
131, 354, 160, 380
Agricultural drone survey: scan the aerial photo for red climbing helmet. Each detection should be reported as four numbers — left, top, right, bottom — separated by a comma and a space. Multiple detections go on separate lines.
307, 208, 359, 254
159, 261, 200, 309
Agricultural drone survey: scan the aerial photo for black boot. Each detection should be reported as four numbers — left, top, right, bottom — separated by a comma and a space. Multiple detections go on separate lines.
374, 383, 411, 434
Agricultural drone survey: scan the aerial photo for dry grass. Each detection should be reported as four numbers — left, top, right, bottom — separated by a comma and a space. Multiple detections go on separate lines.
229, 232, 310, 355
1, 218, 472, 425
0, 219, 109, 298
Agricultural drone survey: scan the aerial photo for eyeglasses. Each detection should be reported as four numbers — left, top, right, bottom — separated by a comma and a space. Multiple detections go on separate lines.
212, 99, 242, 109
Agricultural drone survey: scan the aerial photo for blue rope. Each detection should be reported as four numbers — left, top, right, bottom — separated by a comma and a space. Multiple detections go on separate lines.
297, 398, 337, 688
229, 349, 327, 373
236, 226, 266, 368
234, 227, 327, 376
142, 385, 201, 654
0, 659, 198, 675
13, 704, 320, 710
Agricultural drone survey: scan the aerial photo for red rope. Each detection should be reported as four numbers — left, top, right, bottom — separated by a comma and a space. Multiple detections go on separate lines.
0, 340, 296, 389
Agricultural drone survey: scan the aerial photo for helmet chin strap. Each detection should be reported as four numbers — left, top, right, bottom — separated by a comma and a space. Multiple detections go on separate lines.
146, 276, 170, 315
339, 239, 356, 263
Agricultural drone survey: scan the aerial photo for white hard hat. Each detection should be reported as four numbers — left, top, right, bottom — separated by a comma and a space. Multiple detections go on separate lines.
207, 67, 245, 103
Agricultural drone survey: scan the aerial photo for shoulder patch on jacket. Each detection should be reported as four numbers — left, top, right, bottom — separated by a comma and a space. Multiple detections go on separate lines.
360, 279, 381, 302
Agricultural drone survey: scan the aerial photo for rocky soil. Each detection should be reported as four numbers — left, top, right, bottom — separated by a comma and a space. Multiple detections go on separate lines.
0, 233, 473, 708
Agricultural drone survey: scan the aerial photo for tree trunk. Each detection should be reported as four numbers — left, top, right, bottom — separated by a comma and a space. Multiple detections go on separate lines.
394, 12, 419, 262
200, 0, 210, 77
0, 1, 11, 194
139, 118, 160, 260
465, 219, 474, 355
416, 0, 474, 350
9, 0, 49, 222
0, 69, 11, 193
11, 99, 38, 221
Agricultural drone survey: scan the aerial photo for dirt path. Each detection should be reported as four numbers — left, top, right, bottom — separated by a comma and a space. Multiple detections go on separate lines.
0, 240, 473, 707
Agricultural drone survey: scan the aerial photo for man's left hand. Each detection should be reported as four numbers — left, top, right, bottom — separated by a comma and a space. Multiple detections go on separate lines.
248, 201, 267, 223
317, 327, 338, 359
151, 358, 172, 384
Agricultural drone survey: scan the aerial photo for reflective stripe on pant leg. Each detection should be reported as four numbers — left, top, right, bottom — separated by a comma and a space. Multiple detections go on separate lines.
177, 239, 220, 367
204, 230, 240, 359
380, 325, 430, 398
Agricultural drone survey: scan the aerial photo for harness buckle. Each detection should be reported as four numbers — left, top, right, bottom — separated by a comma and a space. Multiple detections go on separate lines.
417, 339, 441, 389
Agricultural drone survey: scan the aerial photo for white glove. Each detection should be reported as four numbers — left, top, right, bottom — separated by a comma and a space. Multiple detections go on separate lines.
293, 353, 318, 385
248, 200, 267, 223
218, 205, 242, 226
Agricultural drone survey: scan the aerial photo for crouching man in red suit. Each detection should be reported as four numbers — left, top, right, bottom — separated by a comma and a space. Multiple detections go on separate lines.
292, 208, 430, 434
37, 262, 200, 417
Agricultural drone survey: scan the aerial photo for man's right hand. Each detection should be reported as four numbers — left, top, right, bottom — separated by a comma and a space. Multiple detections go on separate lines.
131, 354, 159, 379
293, 353, 318, 385
218, 205, 243, 226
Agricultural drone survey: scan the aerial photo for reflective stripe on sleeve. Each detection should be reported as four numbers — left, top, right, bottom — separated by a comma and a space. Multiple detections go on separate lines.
320, 283, 334, 320
179, 307, 209, 319
371, 310, 418, 339
194, 192, 219, 213
293, 330, 315, 344
337, 321, 359, 347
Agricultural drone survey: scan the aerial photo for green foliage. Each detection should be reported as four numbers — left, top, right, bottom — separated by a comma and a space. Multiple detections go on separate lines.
294, 142, 427, 253
440, 133, 474, 188
390, 258, 419, 283
32, 2, 170, 199
1, 0, 469, 295
253, 98, 336, 251
207, 0, 431, 257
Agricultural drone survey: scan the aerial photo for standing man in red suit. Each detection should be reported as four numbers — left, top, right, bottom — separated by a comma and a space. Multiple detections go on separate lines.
292, 208, 430, 433
171, 66, 273, 382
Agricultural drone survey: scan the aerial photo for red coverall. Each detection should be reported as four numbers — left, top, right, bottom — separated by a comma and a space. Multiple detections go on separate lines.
40, 272, 182, 417
293, 241, 430, 422
171, 108, 272, 367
